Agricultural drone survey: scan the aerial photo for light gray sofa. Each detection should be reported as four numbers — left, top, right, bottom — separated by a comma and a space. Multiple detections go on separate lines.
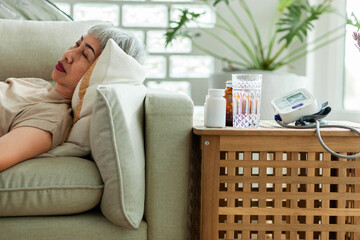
0, 19, 193, 240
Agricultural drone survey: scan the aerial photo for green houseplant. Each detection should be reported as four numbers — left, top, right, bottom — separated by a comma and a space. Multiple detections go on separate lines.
165, 0, 360, 119
165, 0, 345, 71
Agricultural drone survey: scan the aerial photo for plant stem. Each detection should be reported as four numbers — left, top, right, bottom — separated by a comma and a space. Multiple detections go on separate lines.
278, 24, 345, 63
276, 34, 345, 68
200, 27, 253, 66
215, 11, 259, 66
267, 43, 287, 67
192, 41, 249, 68
266, 10, 282, 62
214, 22, 258, 66
239, 0, 265, 63
226, 3, 256, 46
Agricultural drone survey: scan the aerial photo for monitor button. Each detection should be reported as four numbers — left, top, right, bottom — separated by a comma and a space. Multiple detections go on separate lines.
292, 103, 304, 109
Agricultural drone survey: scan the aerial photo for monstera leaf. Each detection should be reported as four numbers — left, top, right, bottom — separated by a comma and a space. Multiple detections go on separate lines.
277, 0, 333, 46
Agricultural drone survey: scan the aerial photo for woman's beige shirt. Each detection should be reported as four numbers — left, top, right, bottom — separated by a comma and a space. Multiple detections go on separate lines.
0, 78, 73, 149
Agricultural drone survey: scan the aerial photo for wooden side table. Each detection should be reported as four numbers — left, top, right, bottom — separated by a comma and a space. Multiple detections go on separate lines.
189, 121, 360, 240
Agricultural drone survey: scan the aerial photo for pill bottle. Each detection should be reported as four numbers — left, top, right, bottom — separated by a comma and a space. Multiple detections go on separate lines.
224, 80, 233, 126
203, 95, 208, 126
205, 89, 226, 128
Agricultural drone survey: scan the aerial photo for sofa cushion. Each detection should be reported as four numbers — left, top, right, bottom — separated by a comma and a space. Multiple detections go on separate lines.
0, 0, 72, 20
0, 210, 148, 240
0, 19, 105, 81
90, 84, 146, 229
0, 157, 103, 216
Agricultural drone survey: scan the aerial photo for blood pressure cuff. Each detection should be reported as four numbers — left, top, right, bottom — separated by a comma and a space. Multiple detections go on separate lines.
295, 102, 331, 126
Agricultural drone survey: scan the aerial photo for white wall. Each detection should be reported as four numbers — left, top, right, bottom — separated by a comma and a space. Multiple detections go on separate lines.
306, 1, 360, 121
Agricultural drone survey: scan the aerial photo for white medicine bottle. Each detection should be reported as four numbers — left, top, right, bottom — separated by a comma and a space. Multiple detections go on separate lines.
204, 89, 226, 128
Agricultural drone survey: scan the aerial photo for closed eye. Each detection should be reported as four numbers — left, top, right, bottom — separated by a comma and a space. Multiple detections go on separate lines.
82, 51, 89, 60
75, 41, 89, 61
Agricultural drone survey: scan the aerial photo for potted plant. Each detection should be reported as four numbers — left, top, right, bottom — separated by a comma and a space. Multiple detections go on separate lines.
165, 0, 349, 119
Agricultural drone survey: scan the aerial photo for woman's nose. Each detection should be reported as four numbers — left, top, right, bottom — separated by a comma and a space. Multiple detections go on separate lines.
62, 48, 80, 63
59, 56, 66, 62
61, 51, 73, 64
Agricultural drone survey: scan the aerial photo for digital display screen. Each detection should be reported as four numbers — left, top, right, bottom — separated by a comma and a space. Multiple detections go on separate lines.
286, 92, 306, 105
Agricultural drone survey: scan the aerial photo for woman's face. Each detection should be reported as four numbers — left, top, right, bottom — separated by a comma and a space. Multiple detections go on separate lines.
52, 34, 101, 91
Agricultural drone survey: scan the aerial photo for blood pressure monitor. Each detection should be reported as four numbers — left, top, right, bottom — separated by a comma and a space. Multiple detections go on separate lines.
271, 88, 318, 124
272, 88, 360, 160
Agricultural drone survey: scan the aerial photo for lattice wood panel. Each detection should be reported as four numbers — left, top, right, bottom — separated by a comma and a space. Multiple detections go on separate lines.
216, 150, 360, 240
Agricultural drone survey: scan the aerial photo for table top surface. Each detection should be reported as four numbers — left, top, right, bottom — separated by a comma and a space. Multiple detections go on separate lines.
193, 120, 360, 137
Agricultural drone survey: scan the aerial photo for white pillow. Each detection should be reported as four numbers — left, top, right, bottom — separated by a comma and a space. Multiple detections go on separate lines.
45, 38, 146, 157
90, 84, 147, 229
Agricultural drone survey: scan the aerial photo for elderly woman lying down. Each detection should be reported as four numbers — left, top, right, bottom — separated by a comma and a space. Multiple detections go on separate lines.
0, 24, 146, 171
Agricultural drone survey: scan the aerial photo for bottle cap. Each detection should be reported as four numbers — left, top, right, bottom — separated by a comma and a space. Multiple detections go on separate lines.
208, 88, 225, 97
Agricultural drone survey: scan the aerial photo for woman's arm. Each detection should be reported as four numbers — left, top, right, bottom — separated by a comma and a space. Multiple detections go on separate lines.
0, 127, 52, 171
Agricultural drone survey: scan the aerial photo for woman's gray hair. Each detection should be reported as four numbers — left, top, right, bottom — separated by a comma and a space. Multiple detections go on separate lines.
88, 24, 147, 65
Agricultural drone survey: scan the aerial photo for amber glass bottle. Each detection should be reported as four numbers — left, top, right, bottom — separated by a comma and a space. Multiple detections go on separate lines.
224, 80, 232, 126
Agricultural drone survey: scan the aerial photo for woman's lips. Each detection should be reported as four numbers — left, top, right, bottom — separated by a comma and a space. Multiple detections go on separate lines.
55, 61, 66, 73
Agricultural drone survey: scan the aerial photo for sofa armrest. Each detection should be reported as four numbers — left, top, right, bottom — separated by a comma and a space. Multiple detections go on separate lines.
144, 89, 193, 240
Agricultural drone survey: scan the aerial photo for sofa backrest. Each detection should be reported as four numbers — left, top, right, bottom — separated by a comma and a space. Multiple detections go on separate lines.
0, 19, 105, 81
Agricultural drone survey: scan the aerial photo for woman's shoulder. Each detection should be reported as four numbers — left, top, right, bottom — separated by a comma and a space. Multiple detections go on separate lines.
6, 77, 54, 89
